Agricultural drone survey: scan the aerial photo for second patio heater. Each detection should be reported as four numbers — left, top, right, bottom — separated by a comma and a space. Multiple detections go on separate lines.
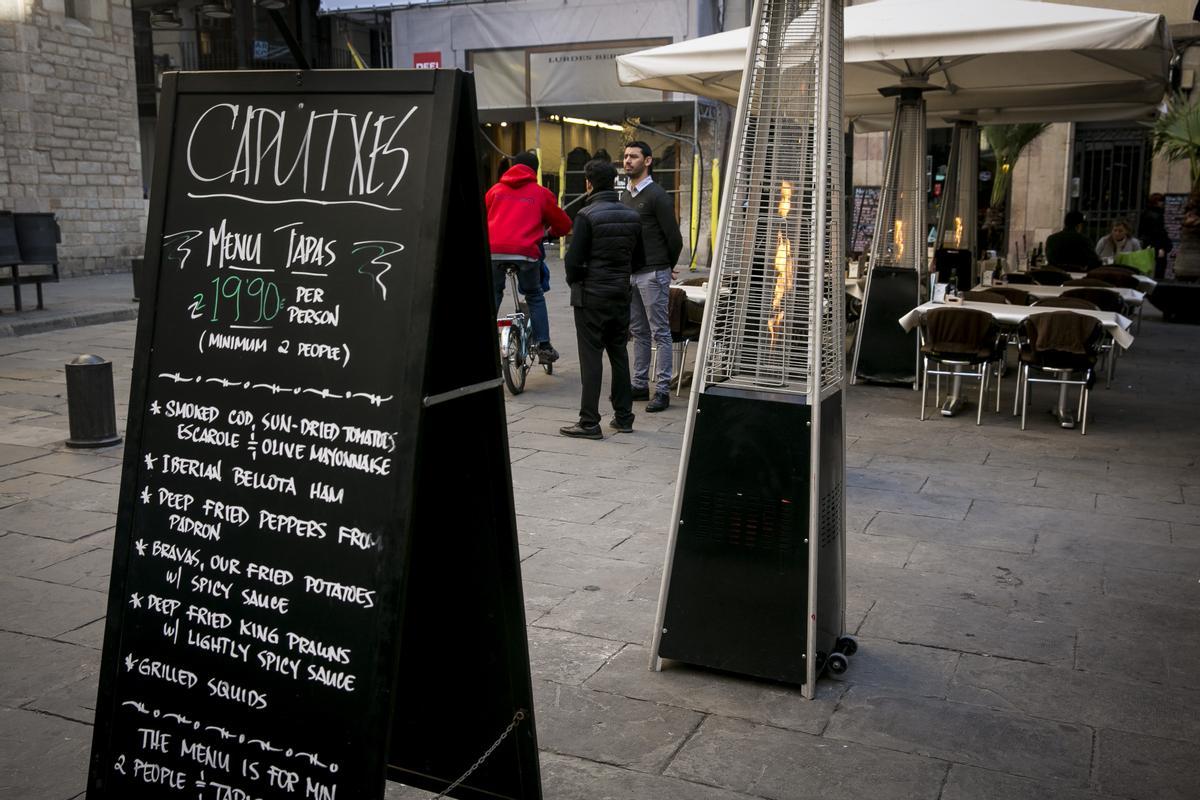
649, 0, 854, 697
850, 82, 931, 386
932, 119, 980, 290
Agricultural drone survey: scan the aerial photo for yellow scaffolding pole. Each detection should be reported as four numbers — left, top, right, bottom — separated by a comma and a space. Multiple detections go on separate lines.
710, 158, 720, 263
558, 159, 567, 260
690, 153, 700, 271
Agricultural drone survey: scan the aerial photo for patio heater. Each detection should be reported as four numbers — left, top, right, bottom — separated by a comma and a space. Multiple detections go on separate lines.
932, 119, 980, 288
929, 119, 980, 416
849, 81, 932, 386
649, 0, 855, 696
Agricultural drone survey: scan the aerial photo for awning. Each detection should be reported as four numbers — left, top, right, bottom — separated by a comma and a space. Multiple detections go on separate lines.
617, 0, 1172, 130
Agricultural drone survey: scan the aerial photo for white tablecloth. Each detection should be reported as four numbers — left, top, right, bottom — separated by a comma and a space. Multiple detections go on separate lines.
898, 300, 1134, 349
975, 283, 1144, 305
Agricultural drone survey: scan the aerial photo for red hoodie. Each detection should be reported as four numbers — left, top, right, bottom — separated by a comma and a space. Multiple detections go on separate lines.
485, 164, 572, 260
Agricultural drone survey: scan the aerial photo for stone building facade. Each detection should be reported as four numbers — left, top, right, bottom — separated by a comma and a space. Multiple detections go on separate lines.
0, 0, 145, 276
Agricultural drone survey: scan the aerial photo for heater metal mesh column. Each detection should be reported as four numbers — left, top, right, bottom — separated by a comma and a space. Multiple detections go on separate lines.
850, 87, 929, 385
651, 0, 851, 697
933, 120, 980, 288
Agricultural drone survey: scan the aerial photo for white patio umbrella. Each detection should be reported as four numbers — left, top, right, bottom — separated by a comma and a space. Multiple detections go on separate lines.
616, 0, 1172, 130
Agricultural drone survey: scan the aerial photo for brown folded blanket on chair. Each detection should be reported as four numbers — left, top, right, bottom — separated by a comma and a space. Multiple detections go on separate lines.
668, 287, 688, 336
1029, 312, 1100, 355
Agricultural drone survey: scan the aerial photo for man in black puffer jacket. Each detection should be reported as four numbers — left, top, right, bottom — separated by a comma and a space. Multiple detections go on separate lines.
560, 160, 645, 439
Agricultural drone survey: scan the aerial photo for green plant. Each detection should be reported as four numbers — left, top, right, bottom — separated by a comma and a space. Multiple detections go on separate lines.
1150, 93, 1200, 196
982, 123, 1051, 208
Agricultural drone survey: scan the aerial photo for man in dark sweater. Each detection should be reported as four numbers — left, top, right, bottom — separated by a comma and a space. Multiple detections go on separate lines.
1045, 210, 1101, 269
560, 160, 646, 439
622, 141, 683, 412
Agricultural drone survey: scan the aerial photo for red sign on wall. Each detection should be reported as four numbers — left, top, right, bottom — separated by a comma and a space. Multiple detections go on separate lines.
413, 51, 441, 69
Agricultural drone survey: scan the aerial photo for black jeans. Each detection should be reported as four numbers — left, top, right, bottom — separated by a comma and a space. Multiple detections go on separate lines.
573, 300, 633, 427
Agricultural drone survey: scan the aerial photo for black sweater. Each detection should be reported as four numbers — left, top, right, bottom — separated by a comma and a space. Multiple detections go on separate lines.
621, 180, 683, 272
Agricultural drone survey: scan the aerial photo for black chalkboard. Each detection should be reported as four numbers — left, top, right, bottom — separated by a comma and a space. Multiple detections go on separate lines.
1164, 192, 1187, 274
88, 70, 540, 800
849, 186, 880, 256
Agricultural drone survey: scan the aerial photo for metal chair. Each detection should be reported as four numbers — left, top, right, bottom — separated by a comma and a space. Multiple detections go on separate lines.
986, 286, 1035, 306
1060, 288, 1124, 388
1030, 268, 1070, 286
1016, 311, 1104, 434
653, 287, 703, 396
917, 306, 1005, 425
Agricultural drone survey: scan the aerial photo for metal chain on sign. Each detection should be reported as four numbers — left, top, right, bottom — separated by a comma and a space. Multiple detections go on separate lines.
431, 709, 526, 800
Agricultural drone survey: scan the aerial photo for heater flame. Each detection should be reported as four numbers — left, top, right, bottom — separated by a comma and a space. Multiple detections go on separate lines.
954, 216, 963, 249
894, 219, 904, 262
768, 232, 792, 344
777, 180, 793, 218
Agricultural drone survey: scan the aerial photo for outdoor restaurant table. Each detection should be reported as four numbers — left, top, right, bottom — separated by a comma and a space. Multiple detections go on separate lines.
1066, 271, 1157, 293
898, 300, 1135, 349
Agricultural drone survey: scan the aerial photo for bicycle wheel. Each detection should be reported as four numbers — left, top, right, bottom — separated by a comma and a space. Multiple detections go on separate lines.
502, 322, 528, 395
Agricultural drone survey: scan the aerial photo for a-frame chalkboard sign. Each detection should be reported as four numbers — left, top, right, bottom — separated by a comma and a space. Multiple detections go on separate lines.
87, 69, 541, 800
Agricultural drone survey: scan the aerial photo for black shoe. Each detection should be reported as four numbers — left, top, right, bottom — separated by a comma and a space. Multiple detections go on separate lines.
630, 385, 650, 401
536, 342, 560, 364
559, 423, 603, 439
646, 393, 670, 413
608, 416, 634, 433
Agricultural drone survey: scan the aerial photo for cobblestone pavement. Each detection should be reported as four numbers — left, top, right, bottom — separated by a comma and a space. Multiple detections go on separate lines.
1, 272, 1198, 799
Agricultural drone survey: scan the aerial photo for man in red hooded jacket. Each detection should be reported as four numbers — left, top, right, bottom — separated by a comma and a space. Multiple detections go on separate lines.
487, 151, 573, 362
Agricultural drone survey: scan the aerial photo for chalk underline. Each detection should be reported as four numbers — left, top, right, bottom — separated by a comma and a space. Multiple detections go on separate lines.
187, 193, 403, 212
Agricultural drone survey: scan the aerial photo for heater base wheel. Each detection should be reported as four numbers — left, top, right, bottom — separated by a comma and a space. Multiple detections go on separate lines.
836, 636, 858, 657
827, 652, 849, 675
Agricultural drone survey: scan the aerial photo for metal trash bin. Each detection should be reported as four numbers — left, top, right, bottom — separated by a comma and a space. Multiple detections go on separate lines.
65, 355, 122, 448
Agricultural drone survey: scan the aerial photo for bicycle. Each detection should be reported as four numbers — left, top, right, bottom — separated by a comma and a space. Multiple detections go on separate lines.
496, 260, 553, 395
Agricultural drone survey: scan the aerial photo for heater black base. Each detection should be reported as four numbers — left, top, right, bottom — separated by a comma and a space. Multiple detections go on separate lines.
855, 266, 919, 385
658, 389, 845, 685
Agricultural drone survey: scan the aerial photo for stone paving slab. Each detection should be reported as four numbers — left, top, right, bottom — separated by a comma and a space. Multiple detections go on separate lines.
1096, 729, 1200, 800
946, 653, 1200, 745
532, 680, 703, 773
0, 707, 93, 800
940, 765, 1125, 800
824, 686, 1094, 786
588, 645, 842, 735
533, 586, 657, 645
665, 715, 949, 800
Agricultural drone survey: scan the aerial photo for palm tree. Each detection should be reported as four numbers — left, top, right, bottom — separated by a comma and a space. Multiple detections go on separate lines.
980, 123, 1050, 256
1150, 93, 1200, 197
1151, 94, 1200, 278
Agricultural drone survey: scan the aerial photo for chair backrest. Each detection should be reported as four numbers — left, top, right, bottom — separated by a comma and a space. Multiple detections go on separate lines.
963, 290, 1010, 304
0, 213, 19, 266
1034, 297, 1099, 311
1086, 268, 1139, 289
1021, 311, 1103, 362
920, 306, 998, 357
1030, 269, 1069, 286
667, 287, 701, 339
1002, 272, 1034, 284
1064, 277, 1114, 288
678, 276, 707, 287
986, 286, 1034, 305
1061, 287, 1124, 313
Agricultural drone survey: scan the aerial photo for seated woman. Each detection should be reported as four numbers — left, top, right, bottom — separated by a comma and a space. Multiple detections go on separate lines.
1094, 220, 1141, 262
